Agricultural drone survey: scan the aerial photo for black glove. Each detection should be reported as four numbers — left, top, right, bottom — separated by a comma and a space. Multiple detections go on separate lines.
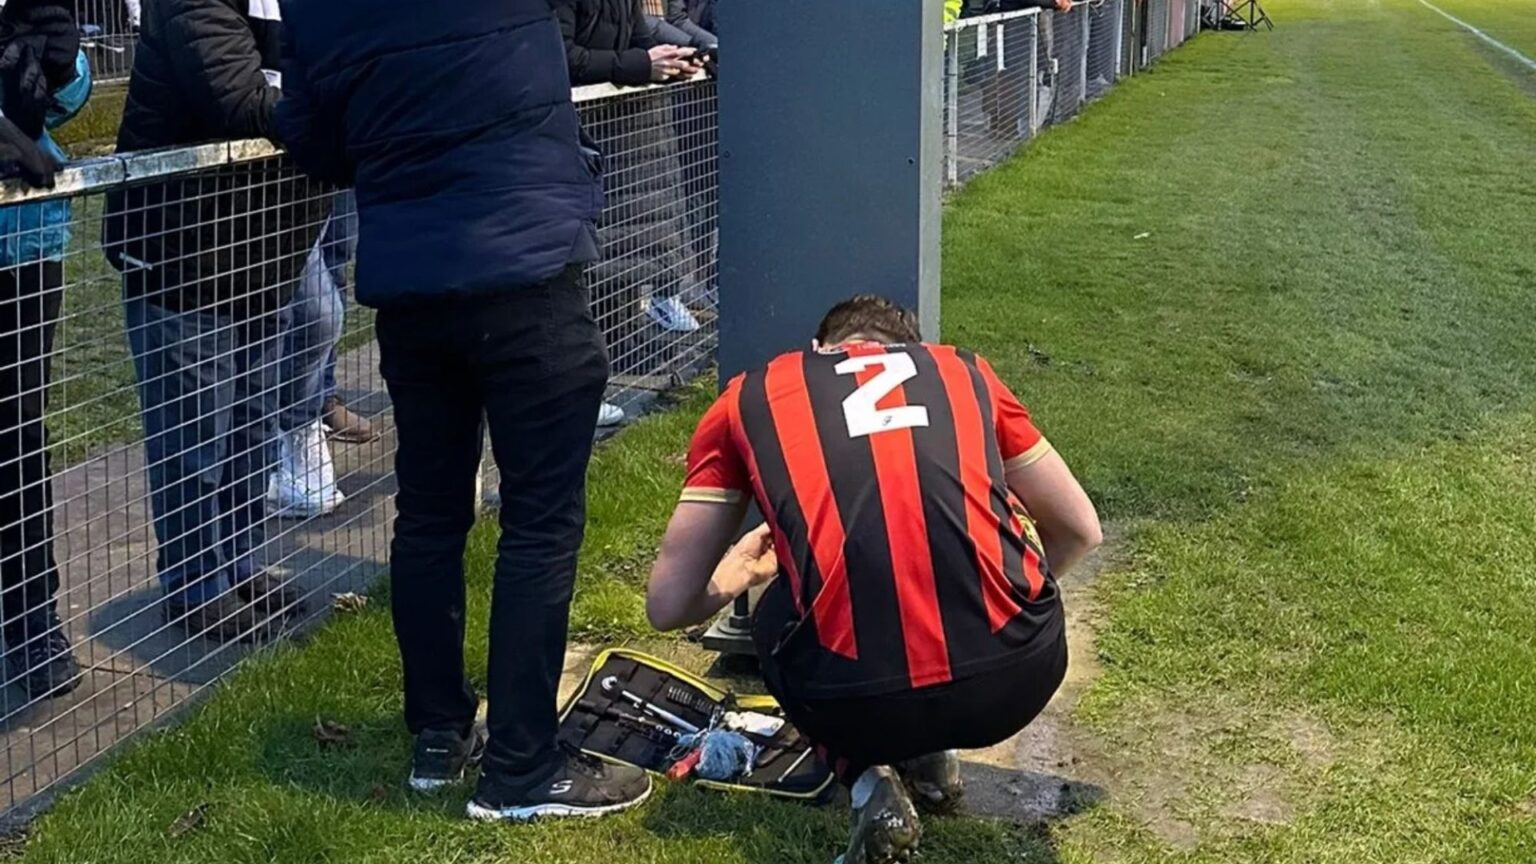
702, 46, 718, 80
0, 114, 59, 188
0, 1, 78, 91
0, 39, 49, 139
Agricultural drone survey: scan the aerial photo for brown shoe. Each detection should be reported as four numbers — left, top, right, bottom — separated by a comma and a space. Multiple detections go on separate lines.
163, 594, 263, 644
236, 571, 308, 620
322, 396, 377, 443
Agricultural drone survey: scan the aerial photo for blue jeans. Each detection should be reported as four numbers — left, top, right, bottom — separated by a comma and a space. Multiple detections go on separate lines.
125, 295, 280, 604
277, 246, 345, 433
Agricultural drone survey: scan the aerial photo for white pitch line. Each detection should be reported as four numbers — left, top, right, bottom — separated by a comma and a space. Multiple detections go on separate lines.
1416, 0, 1536, 73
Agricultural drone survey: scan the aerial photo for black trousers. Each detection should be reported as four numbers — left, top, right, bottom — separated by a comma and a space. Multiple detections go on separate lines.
762, 615, 1069, 786
375, 266, 608, 787
0, 262, 64, 643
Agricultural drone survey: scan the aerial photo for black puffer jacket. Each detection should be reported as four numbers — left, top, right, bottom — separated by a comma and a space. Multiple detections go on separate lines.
553, 0, 660, 87
103, 0, 327, 324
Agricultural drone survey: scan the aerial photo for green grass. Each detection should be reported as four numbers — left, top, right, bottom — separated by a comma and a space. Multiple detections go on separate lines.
53, 82, 126, 155
17, 0, 1536, 861
1426, 0, 1536, 60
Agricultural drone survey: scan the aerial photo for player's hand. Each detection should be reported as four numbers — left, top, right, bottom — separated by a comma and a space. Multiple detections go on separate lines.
1054, 0, 1075, 11
721, 523, 779, 592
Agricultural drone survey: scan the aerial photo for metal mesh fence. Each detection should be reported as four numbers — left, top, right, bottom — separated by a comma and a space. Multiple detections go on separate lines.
0, 143, 377, 817
0, 76, 717, 817
1148, 0, 1170, 62
1086, 0, 1124, 101
1046, 8, 1088, 124
73, 0, 138, 84
947, 14, 1038, 187
943, 0, 1194, 188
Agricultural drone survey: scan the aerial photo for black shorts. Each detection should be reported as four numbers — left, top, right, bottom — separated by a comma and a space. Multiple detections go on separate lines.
759, 623, 1068, 785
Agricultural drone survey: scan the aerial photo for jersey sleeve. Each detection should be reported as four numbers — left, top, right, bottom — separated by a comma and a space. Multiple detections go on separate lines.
975, 355, 1053, 471
680, 386, 752, 505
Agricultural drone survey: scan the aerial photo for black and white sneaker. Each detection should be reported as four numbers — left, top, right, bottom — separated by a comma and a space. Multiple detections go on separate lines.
466, 745, 652, 822
407, 725, 485, 792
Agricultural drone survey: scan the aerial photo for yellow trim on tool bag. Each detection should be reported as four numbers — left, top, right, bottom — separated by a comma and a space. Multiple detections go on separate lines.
559, 647, 836, 802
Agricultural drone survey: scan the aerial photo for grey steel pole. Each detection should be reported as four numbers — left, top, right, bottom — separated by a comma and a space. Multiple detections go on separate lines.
717, 0, 945, 384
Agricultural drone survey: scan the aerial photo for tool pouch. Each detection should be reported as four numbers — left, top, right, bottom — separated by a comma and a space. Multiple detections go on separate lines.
558, 648, 836, 802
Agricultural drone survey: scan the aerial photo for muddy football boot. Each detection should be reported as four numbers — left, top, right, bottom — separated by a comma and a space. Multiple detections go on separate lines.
898, 750, 964, 815
837, 766, 922, 864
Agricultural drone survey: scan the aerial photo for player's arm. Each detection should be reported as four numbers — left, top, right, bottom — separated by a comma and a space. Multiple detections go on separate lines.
648, 503, 776, 632
979, 356, 1103, 575
646, 383, 776, 631
1006, 451, 1101, 576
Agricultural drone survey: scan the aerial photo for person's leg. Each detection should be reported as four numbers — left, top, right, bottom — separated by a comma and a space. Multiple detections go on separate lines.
272, 248, 351, 512
276, 243, 342, 435
465, 268, 650, 821
0, 261, 77, 696
375, 301, 482, 745
224, 318, 293, 613
760, 611, 1068, 863
124, 293, 236, 609
476, 270, 608, 786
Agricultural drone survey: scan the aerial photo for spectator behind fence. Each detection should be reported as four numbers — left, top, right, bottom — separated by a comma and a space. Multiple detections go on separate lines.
267, 190, 373, 522
0, 1, 89, 700
554, 0, 703, 426
952, 0, 1074, 137
651, 0, 715, 50
102, 0, 328, 644
276, 0, 655, 822
677, 0, 714, 34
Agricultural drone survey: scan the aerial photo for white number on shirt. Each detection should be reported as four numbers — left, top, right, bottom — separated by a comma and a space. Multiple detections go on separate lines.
834, 352, 930, 438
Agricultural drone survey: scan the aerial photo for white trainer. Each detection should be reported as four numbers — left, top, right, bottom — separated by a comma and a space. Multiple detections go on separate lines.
268, 419, 345, 519
646, 295, 701, 333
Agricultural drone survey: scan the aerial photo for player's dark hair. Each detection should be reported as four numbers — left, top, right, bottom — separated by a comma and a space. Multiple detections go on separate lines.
815, 295, 922, 346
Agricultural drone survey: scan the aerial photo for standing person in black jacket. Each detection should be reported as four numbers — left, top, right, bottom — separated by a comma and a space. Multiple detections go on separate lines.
653, 0, 715, 50
276, 0, 653, 821
553, 0, 703, 407
103, 0, 327, 643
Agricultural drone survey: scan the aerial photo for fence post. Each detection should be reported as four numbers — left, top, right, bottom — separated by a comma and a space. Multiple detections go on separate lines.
1113, 0, 1126, 80
1029, 19, 1040, 133
716, 0, 945, 384
1078, 8, 1091, 106
946, 30, 960, 188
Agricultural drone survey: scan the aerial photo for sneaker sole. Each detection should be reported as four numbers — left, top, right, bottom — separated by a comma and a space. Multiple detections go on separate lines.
408, 737, 486, 793
464, 782, 653, 823
408, 771, 466, 793
270, 495, 346, 520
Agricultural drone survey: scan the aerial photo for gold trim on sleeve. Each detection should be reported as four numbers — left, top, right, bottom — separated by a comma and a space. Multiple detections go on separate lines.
679, 487, 746, 505
1003, 438, 1054, 472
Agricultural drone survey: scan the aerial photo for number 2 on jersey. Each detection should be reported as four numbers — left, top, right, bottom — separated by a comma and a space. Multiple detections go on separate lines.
835, 352, 930, 438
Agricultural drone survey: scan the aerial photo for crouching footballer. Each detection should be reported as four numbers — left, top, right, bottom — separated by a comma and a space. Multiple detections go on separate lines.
647, 295, 1102, 863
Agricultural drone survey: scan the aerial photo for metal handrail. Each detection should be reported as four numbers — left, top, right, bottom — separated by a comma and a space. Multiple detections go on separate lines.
0, 72, 711, 206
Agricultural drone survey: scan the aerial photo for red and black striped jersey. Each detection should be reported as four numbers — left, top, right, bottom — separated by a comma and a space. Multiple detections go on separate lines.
682, 341, 1063, 698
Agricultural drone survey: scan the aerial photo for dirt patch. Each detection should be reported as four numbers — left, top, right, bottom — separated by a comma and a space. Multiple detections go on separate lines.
957, 523, 1338, 851
959, 523, 1125, 825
